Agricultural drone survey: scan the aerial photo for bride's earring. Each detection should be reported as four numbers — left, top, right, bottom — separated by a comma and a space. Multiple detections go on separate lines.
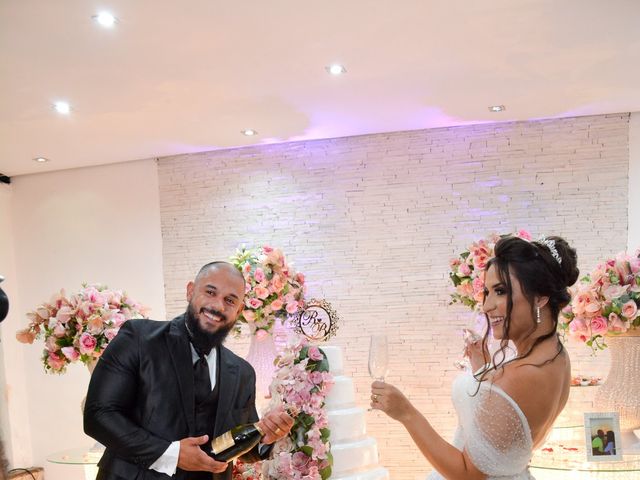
536, 306, 542, 324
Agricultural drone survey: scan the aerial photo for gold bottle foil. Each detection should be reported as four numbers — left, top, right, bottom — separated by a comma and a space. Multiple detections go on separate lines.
211, 431, 235, 454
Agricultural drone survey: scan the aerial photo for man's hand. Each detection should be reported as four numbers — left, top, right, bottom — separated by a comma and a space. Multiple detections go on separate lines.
177, 435, 229, 473
258, 407, 294, 444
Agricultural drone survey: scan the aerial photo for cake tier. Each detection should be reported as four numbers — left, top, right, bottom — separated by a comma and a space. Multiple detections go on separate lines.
321, 345, 344, 375
331, 437, 379, 476
327, 406, 366, 443
331, 467, 390, 480
325, 375, 356, 409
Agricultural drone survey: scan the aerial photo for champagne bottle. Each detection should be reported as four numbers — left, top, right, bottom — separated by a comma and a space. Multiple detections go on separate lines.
210, 423, 265, 462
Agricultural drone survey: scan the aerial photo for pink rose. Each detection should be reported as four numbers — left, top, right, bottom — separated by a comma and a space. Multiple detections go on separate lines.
242, 309, 256, 322
569, 318, 587, 336
270, 298, 284, 312
88, 316, 104, 334
294, 272, 305, 285
53, 322, 67, 338
449, 258, 461, 268
472, 276, 484, 293
104, 328, 119, 341
254, 286, 269, 300
308, 346, 323, 361
262, 245, 274, 253
55, 305, 74, 324
622, 300, 638, 320
572, 287, 601, 317
111, 312, 126, 327
271, 275, 285, 293
457, 282, 474, 297
46, 352, 66, 372
589, 316, 608, 335
243, 262, 252, 274
254, 268, 266, 283
61, 346, 80, 361
79, 332, 98, 354
473, 254, 489, 270
247, 298, 263, 309
602, 284, 629, 301
45, 335, 59, 352
459, 263, 472, 276
309, 371, 323, 385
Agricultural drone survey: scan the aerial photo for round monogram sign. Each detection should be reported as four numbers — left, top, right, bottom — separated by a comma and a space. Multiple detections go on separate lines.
294, 299, 339, 342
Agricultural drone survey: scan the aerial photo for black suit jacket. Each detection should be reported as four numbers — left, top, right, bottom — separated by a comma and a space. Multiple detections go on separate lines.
84, 315, 261, 480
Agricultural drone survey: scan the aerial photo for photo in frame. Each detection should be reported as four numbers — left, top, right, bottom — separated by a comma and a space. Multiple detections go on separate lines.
584, 412, 622, 461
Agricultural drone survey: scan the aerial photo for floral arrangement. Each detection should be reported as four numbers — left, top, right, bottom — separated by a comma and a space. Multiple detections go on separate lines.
560, 249, 640, 350
258, 338, 334, 480
16, 284, 149, 373
449, 230, 532, 310
233, 460, 262, 480
230, 245, 306, 336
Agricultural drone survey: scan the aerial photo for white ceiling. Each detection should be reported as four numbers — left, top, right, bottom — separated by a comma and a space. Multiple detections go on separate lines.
1, 0, 640, 177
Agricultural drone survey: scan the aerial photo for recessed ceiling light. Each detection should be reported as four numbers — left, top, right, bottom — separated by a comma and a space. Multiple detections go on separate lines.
488, 105, 506, 112
54, 101, 71, 114
33, 157, 49, 163
93, 12, 118, 28
325, 64, 347, 76
241, 129, 258, 136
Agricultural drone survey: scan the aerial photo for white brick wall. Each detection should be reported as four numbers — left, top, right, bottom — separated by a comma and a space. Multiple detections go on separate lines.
158, 113, 629, 479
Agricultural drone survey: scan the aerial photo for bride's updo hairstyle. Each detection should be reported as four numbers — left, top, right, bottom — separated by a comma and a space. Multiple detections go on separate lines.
481, 235, 579, 374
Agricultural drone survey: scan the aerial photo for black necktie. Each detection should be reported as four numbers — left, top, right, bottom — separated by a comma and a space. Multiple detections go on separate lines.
194, 352, 212, 405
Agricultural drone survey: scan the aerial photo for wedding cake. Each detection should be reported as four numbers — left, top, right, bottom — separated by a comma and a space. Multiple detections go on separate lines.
322, 346, 389, 480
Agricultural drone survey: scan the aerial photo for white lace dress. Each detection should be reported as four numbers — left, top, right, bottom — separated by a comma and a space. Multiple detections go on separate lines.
427, 373, 534, 480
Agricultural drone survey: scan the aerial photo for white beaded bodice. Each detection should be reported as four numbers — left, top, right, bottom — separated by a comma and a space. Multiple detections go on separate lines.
427, 373, 534, 480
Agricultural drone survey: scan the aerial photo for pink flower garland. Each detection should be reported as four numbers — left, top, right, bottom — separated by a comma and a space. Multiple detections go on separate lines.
258, 338, 334, 480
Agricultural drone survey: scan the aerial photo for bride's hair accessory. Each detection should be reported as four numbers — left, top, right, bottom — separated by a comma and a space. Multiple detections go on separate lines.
538, 237, 562, 265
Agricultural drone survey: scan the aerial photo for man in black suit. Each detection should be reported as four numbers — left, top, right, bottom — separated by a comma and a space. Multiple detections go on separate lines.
84, 261, 293, 479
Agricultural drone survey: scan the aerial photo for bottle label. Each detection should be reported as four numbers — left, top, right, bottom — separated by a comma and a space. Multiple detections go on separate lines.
211, 431, 235, 454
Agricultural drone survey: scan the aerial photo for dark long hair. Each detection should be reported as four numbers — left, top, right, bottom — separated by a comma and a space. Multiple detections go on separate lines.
477, 235, 579, 381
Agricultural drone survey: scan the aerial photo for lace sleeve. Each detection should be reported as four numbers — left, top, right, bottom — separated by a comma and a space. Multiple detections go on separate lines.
461, 384, 533, 477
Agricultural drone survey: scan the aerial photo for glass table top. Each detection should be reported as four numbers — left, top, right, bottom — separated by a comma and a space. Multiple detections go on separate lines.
47, 447, 102, 465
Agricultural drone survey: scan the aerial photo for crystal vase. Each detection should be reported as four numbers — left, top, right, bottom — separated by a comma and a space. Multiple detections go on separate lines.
595, 331, 640, 453
245, 331, 278, 409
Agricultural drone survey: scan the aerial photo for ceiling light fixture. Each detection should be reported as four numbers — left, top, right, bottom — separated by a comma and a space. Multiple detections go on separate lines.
92, 12, 118, 28
241, 129, 258, 136
54, 101, 71, 114
488, 105, 505, 112
33, 157, 50, 163
325, 64, 347, 76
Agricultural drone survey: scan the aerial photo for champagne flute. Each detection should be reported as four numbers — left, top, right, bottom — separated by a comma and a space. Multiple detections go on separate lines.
368, 334, 388, 411
453, 328, 483, 371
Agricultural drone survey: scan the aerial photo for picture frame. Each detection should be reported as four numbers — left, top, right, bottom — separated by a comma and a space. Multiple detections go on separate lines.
584, 412, 623, 461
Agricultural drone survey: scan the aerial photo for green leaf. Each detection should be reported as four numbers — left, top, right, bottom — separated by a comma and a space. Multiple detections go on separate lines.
320, 465, 332, 480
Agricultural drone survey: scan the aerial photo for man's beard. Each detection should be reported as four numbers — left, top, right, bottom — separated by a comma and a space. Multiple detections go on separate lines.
185, 302, 235, 353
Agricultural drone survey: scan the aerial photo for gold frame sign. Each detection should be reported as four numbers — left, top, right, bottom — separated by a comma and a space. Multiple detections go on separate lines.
294, 299, 339, 342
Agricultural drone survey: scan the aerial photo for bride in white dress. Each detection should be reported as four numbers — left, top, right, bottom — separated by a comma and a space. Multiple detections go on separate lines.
371, 235, 579, 480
